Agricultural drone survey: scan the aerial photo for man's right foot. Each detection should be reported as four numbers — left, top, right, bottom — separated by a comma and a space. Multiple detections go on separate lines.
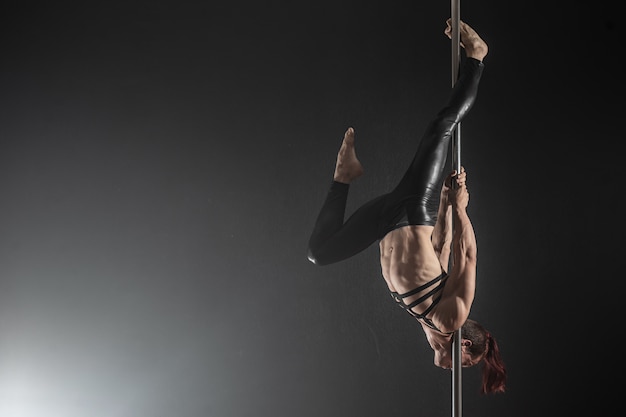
445, 19, 488, 61
333, 127, 364, 184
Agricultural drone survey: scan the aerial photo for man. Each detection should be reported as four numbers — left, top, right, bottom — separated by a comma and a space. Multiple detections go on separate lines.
307, 19, 505, 394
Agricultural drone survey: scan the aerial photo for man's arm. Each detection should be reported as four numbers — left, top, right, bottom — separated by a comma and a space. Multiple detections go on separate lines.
432, 171, 455, 269
432, 170, 478, 333
450, 205, 478, 306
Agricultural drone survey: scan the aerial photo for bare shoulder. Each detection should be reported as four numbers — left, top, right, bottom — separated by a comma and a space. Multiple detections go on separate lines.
422, 322, 453, 349
432, 269, 476, 332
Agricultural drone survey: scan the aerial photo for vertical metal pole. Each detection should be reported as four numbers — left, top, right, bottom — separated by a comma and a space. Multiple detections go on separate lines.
450, 2, 462, 417
451, 2, 461, 175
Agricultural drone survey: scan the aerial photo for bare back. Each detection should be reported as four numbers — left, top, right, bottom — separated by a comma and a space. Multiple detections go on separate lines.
379, 225, 445, 311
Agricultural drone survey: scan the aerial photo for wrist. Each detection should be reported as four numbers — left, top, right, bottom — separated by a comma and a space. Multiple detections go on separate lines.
452, 206, 468, 217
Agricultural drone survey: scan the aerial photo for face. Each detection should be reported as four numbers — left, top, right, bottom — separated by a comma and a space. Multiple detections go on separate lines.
438, 351, 479, 370
461, 351, 481, 368
437, 337, 484, 370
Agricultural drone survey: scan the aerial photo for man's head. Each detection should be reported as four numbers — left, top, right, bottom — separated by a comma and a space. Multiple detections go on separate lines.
461, 318, 489, 363
462, 318, 507, 394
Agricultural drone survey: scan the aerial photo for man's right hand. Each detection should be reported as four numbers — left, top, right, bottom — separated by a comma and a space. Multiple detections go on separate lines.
450, 168, 469, 210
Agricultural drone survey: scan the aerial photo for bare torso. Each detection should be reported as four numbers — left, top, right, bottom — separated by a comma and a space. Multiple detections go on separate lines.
379, 225, 446, 317
380, 225, 455, 365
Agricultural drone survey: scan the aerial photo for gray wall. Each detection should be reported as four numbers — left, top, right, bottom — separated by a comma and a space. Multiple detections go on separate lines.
0, 1, 621, 416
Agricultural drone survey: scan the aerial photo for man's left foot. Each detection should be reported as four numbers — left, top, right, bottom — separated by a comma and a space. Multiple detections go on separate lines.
333, 127, 364, 184
444, 19, 488, 61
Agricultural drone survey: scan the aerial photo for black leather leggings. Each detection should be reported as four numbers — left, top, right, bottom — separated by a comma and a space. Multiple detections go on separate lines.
308, 58, 484, 266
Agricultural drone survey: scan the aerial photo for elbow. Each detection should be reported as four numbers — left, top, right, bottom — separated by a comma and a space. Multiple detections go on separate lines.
467, 245, 478, 264
453, 237, 477, 263
465, 248, 477, 264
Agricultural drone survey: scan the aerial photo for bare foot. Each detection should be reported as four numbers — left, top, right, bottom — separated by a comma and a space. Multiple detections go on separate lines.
333, 127, 364, 184
444, 18, 488, 61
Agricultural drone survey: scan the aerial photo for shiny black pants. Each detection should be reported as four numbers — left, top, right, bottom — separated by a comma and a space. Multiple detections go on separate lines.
308, 58, 484, 266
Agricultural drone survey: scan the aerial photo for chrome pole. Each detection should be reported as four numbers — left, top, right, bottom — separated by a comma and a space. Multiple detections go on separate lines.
450, 2, 462, 417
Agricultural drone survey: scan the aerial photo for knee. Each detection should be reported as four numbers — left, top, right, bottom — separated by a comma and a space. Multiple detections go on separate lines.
307, 248, 328, 266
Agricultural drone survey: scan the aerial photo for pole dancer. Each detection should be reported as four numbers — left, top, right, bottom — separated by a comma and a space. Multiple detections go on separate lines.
307, 18, 506, 395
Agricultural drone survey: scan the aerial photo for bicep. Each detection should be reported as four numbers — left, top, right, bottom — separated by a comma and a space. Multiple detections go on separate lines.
435, 262, 477, 332
449, 258, 477, 311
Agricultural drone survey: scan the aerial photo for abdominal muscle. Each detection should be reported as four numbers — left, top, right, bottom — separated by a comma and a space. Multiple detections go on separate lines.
379, 225, 446, 316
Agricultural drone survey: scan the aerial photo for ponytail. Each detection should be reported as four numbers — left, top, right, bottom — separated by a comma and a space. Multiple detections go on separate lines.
480, 331, 506, 394
461, 319, 507, 394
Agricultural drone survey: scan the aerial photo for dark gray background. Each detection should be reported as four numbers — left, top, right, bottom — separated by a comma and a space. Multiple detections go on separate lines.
0, 1, 622, 416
